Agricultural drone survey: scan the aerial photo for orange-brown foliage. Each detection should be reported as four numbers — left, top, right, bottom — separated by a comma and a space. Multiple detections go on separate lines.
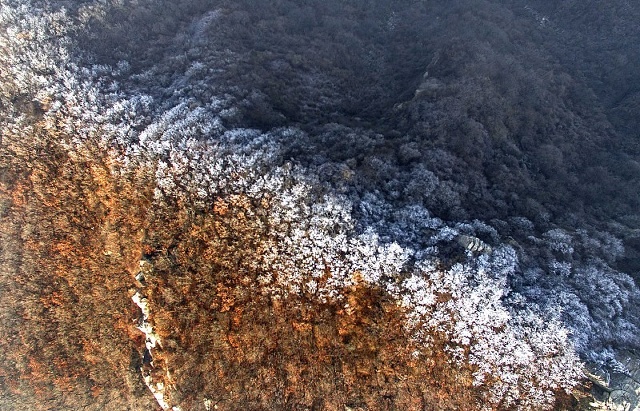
0, 122, 585, 410
138, 196, 491, 411
0, 126, 159, 410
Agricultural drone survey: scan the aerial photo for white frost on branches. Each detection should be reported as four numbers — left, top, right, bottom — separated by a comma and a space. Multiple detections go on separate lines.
396, 248, 581, 408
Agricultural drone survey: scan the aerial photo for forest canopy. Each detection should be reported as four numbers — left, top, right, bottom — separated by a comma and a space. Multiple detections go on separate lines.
1, 0, 639, 409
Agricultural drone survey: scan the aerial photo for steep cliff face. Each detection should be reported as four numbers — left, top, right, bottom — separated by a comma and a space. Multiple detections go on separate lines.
2, 1, 640, 410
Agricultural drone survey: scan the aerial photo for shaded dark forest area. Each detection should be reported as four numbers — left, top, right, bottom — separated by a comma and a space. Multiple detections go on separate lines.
75, 0, 640, 276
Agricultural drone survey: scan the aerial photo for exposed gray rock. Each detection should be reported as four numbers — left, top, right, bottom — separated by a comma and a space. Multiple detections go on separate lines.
589, 350, 640, 411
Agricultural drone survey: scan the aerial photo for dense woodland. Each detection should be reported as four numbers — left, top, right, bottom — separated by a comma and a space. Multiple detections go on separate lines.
1, 0, 640, 409
75, 0, 640, 268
